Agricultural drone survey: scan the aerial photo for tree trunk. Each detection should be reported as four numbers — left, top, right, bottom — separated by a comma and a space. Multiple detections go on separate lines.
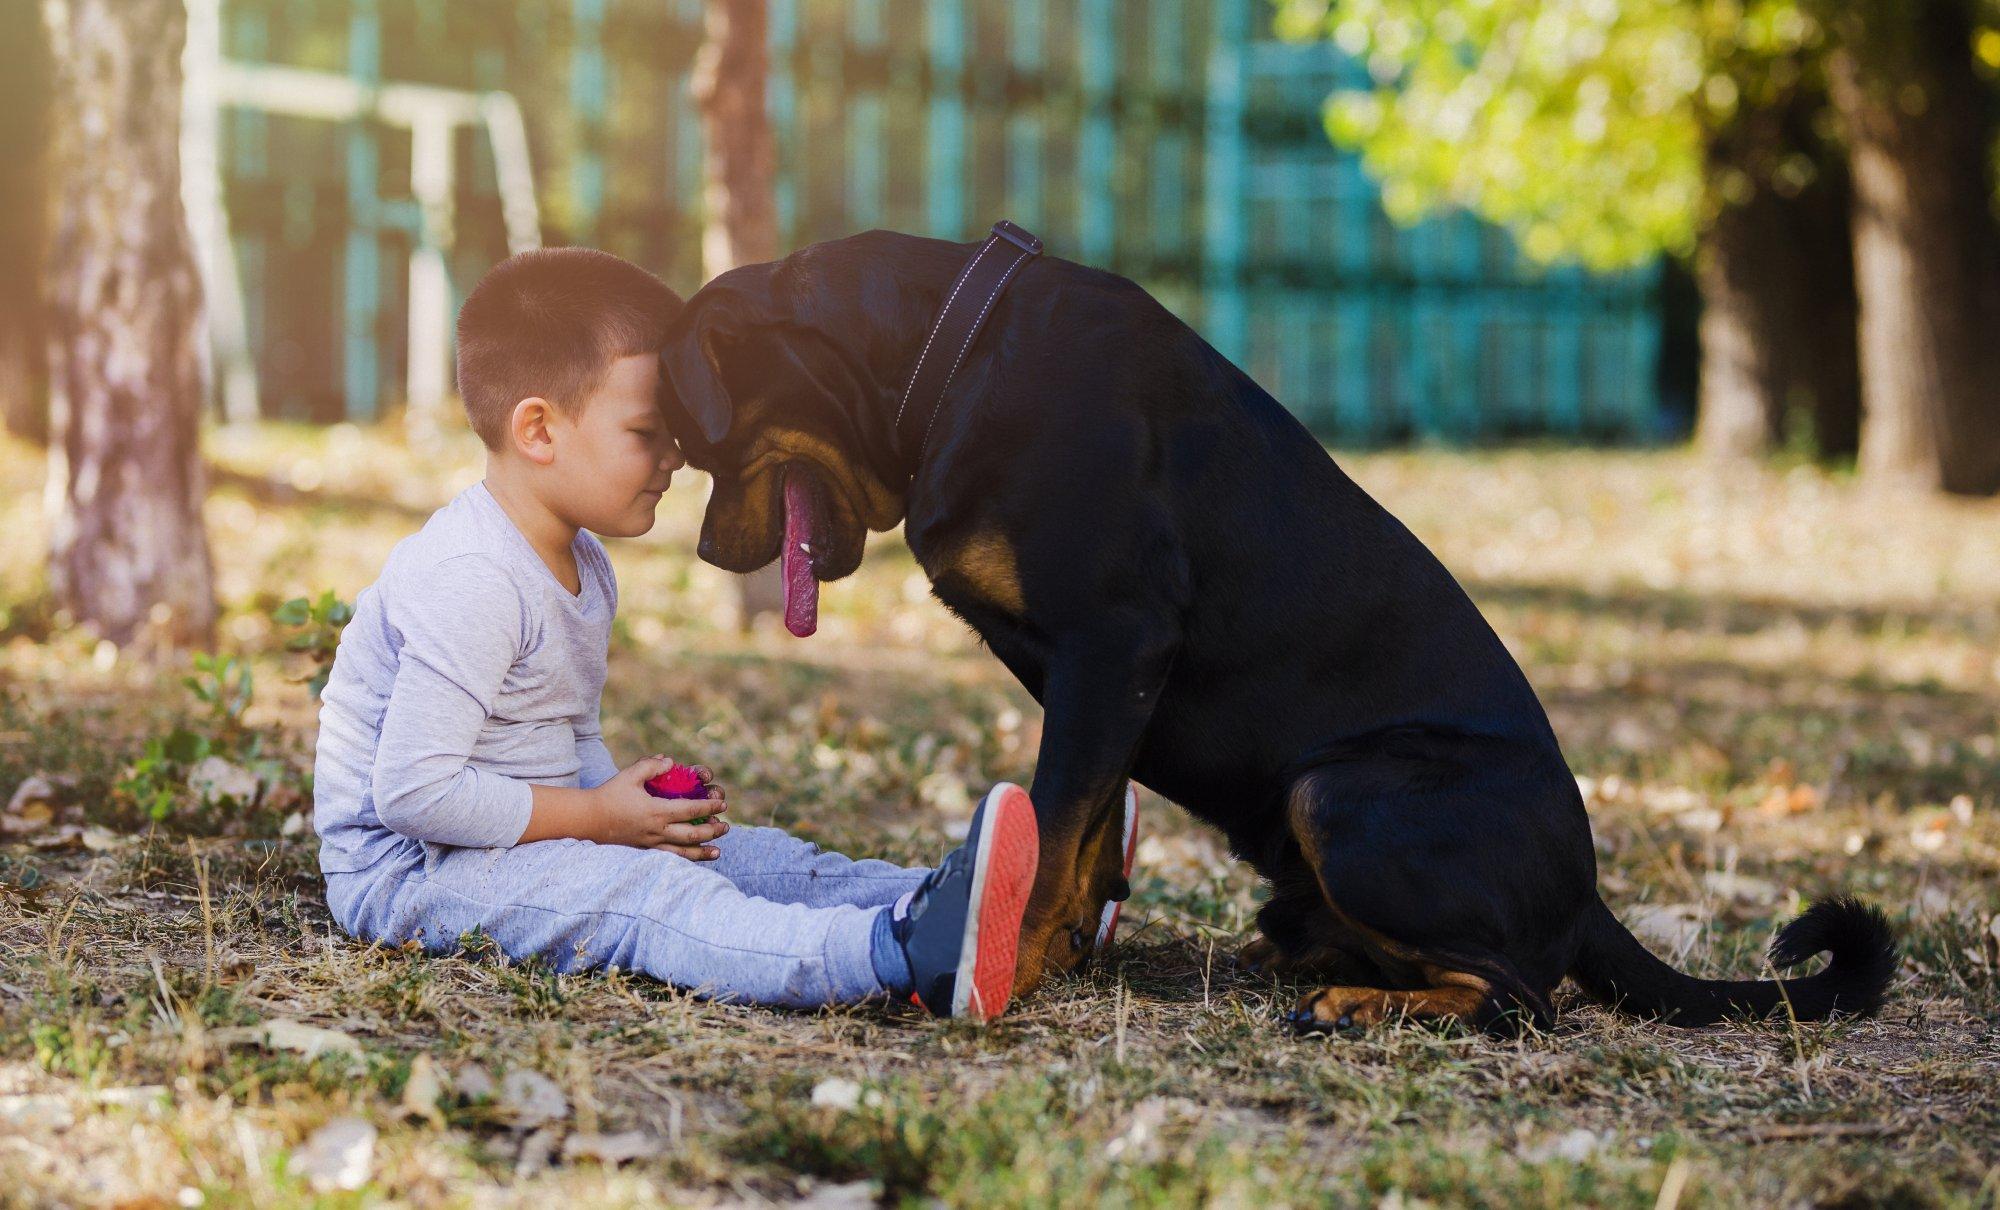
1826, 0, 2000, 495
693, 0, 779, 280
1694, 86, 1861, 462
42, 0, 217, 648
693, 0, 787, 628
0, 0, 51, 445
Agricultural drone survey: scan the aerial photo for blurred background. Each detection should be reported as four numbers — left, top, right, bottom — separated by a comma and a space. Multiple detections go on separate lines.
6, 0, 2000, 650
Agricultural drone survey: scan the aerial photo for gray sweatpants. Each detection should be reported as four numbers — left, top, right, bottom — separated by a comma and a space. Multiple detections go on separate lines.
324, 824, 930, 1007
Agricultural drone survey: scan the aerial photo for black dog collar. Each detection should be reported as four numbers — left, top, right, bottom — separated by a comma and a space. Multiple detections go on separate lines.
893, 219, 1044, 463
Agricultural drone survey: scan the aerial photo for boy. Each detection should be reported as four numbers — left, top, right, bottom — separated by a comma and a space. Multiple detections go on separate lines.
313, 247, 1039, 1019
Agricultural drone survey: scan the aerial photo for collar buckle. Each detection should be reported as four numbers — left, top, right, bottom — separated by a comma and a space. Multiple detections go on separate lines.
990, 220, 1044, 256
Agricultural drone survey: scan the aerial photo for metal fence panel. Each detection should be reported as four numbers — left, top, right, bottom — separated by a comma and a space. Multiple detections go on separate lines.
213, 0, 1661, 440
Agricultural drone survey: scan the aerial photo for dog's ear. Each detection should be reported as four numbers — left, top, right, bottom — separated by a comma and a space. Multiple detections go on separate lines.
658, 263, 783, 447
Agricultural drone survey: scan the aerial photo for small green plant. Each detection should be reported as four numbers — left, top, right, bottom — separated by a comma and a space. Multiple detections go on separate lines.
115, 726, 214, 821
184, 651, 253, 733
30, 1017, 109, 1083
272, 590, 354, 699
109, 644, 304, 826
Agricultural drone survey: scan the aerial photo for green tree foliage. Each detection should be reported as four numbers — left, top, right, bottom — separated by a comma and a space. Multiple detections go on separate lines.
1270, 0, 1855, 269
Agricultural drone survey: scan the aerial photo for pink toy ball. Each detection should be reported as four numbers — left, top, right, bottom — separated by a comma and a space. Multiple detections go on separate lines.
644, 762, 718, 824
644, 763, 708, 799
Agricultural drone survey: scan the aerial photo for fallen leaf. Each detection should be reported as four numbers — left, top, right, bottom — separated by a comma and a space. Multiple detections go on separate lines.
513, 1126, 560, 1179
0, 1093, 74, 1130
1701, 871, 1782, 904
453, 1062, 496, 1102
498, 1069, 568, 1128
1518, 1127, 1602, 1164
1909, 815, 1951, 853
1758, 784, 1821, 816
794, 1180, 883, 1207
1911, 885, 1956, 919
29, 824, 85, 849
1625, 904, 1705, 958
1608, 717, 1653, 750
1105, 1097, 1174, 1163
80, 826, 125, 852
1640, 786, 1704, 815
809, 1078, 880, 1111
3, 775, 61, 833
1133, 834, 1231, 879
262, 1018, 362, 1060
401, 1054, 445, 1127
1676, 808, 1726, 835
187, 756, 261, 807
562, 1131, 662, 1165
917, 771, 971, 816
93, 1085, 167, 1112
292, 1117, 375, 1192
214, 1018, 362, 1062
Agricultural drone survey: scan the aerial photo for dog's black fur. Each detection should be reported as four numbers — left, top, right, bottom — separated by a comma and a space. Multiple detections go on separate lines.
656, 230, 1896, 1033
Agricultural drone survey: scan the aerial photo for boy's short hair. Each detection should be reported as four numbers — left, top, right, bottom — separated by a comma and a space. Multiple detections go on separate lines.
455, 247, 682, 449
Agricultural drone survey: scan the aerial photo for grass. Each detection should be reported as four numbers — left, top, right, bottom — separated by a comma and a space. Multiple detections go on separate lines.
1, 423, 1998, 1207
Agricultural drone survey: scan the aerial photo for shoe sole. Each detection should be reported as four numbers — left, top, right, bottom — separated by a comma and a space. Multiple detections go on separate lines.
1094, 782, 1140, 951
951, 783, 1040, 1022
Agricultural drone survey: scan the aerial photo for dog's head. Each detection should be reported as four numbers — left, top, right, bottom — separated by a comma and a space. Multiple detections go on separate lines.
657, 256, 910, 627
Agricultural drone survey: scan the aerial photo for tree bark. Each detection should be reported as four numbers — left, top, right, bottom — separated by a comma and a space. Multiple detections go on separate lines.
42, 0, 217, 648
693, 0, 787, 628
1826, 0, 2000, 495
693, 0, 780, 281
1694, 86, 1861, 462
0, 0, 51, 445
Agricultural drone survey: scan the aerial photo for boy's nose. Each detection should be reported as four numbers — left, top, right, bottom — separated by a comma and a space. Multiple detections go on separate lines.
662, 444, 685, 472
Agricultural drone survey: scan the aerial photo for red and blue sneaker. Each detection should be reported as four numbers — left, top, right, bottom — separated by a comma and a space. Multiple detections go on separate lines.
898, 782, 1040, 1022
1093, 782, 1141, 952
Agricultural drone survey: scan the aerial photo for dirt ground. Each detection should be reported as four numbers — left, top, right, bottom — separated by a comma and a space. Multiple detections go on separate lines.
2, 427, 1996, 1207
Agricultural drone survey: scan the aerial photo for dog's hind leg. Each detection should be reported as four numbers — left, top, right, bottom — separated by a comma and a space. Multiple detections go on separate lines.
1276, 764, 1556, 1035
1240, 852, 1382, 982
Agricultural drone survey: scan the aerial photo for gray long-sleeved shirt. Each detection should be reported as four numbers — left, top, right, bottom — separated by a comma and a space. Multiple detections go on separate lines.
313, 481, 620, 875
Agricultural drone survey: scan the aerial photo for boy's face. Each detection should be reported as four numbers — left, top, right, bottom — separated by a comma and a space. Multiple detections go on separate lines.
547, 353, 683, 537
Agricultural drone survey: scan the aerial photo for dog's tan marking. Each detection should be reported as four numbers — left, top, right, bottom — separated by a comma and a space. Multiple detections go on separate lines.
725, 470, 784, 559
1296, 968, 1488, 1024
928, 533, 1025, 614
744, 426, 904, 531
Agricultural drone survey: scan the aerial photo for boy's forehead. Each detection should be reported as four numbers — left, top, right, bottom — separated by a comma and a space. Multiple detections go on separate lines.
593, 354, 663, 411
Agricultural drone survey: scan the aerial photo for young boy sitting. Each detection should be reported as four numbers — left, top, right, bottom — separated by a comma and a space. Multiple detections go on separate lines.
312, 247, 1039, 1020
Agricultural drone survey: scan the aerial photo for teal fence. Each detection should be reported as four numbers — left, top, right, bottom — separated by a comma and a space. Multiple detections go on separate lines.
215, 0, 1662, 440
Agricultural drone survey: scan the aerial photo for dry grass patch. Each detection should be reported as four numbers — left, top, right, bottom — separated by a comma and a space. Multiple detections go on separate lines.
1, 429, 1997, 1206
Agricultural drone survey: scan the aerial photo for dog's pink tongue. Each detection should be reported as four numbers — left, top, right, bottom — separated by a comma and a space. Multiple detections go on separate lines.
782, 471, 818, 638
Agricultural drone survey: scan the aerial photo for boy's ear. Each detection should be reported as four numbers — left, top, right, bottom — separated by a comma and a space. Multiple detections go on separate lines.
509, 396, 559, 464
658, 262, 784, 448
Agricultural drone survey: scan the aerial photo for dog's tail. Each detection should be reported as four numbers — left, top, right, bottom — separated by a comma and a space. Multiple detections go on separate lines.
1569, 895, 1896, 1025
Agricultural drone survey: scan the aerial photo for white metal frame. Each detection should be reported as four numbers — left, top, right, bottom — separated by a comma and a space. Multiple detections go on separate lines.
180, 0, 541, 423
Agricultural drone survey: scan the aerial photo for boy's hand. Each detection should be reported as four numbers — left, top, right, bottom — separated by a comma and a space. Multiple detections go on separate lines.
594, 755, 730, 858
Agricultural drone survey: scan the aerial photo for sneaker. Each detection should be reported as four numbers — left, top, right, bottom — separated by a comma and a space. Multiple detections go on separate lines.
1093, 782, 1141, 952
898, 782, 1040, 1021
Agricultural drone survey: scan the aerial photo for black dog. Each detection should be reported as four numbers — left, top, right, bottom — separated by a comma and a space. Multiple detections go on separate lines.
655, 229, 1895, 1033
